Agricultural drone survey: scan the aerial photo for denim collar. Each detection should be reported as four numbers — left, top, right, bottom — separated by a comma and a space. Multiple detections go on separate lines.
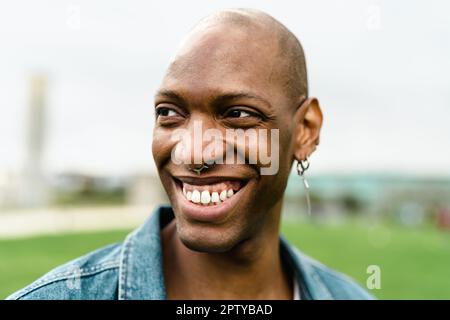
117, 205, 333, 300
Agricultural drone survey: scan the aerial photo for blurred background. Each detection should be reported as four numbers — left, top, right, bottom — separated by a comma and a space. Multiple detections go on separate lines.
1, 0, 449, 299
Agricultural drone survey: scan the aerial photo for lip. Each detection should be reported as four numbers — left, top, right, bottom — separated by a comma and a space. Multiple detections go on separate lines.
172, 176, 249, 223
175, 175, 245, 185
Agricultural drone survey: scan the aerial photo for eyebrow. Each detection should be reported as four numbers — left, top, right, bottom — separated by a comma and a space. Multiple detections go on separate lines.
212, 92, 273, 110
154, 89, 273, 110
154, 89, 188, 106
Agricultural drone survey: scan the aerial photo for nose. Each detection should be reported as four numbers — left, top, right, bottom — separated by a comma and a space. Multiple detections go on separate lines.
173, 114, 225, 168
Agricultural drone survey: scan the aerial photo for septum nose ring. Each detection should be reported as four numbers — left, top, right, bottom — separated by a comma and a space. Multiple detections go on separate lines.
190, 163, 210, 175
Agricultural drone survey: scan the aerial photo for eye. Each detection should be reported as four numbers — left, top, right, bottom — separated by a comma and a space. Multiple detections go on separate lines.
224, 108, 263, 119
156, 107, 179, 117
227, 109, 252, 118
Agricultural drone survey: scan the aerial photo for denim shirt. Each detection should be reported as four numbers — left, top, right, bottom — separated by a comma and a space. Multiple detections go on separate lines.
7, 205, 373, 300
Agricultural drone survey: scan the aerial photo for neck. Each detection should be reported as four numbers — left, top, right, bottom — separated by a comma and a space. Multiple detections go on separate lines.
161, 203, 292, 299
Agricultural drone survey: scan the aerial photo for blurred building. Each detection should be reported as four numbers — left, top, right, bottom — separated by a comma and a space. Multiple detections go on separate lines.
21, 75, 49, 208
0, 75, 50, 210
126, 174, 168, 207
284, 174, 450, 226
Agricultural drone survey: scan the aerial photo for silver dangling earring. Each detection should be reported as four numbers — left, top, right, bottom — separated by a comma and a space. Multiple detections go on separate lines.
297, 158, 311, 216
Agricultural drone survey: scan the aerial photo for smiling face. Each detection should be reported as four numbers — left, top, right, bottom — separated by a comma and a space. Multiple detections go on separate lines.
152, 12, 322, 253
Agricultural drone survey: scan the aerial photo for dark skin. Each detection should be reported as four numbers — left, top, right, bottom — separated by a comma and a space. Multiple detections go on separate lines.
152, 12, 323, 299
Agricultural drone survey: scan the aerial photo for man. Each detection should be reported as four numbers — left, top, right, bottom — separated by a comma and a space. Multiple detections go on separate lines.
8, 8, 372, 300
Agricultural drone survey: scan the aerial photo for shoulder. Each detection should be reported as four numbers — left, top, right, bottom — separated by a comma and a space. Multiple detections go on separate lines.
6, 241, 123, 300
288, 245, 375, 300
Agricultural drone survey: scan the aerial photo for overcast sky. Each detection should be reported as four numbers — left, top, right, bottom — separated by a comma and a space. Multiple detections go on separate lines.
0, 0, 449, 177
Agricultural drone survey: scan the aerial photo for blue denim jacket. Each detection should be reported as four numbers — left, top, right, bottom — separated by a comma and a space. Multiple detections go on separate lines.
7, 205, 373, 300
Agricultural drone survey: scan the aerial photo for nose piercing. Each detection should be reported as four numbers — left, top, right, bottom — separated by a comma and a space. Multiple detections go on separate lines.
191, 163, 209, 175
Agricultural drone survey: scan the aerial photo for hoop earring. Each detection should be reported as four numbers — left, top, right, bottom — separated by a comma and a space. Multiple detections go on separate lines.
297, 158, 310, 178
297, 158, 311, 216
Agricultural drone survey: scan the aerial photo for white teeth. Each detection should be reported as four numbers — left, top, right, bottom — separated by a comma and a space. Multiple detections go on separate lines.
219, 190, 227, 201
211, 192, 220, 203
184, 187, 236, 205
201, 190, 211, 205
191, 190, 200, 203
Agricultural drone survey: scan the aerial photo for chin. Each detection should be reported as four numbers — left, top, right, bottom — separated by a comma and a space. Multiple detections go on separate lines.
175, 220, 244, 253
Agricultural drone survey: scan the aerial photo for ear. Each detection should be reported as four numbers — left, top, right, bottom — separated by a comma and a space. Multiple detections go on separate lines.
293, 97, 323, 162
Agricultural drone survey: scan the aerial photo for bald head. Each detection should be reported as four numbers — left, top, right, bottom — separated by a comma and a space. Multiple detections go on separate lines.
167, 8, 308, 104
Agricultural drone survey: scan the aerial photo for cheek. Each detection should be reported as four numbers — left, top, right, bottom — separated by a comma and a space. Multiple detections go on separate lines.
261, 171, 289, 199
277, 124, 295, 165
251, 133, 293, 207
237, 127, 292, 171
152, 129, 175, 167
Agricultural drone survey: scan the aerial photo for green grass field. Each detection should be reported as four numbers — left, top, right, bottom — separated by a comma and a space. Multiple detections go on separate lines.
1, 220, 450, 299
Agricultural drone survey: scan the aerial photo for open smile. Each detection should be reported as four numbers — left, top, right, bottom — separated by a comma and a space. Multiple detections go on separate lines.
172, 176, 250, 223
